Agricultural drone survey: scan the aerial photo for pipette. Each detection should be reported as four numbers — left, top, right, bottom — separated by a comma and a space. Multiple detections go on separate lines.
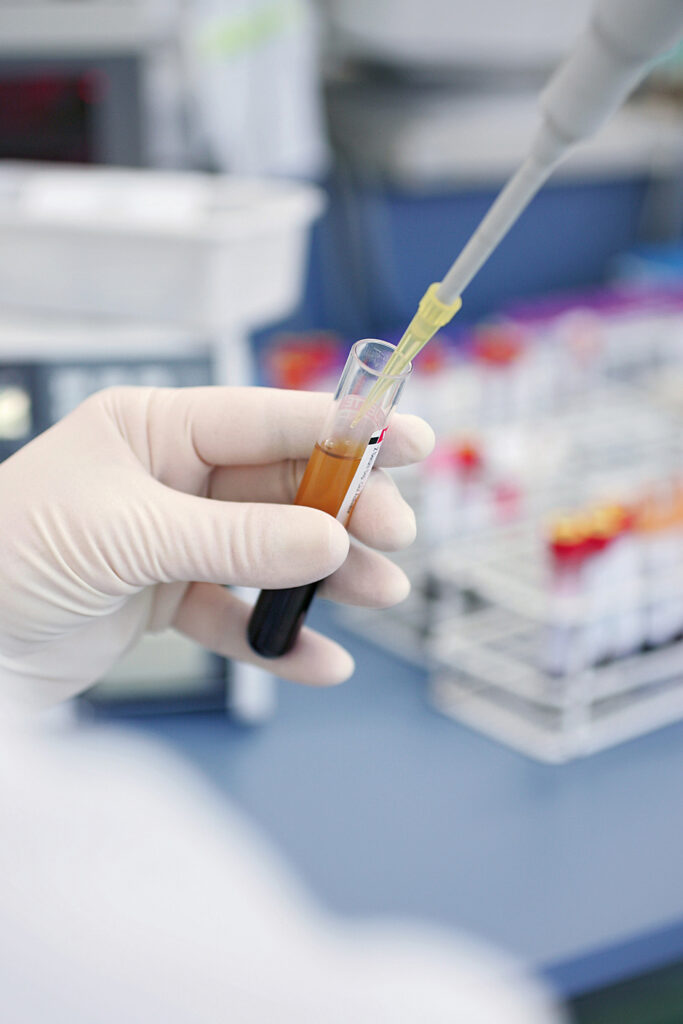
357, 0, 683, 418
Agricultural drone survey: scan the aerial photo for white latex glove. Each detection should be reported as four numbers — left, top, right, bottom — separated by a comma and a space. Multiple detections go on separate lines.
0, 386, 433, 708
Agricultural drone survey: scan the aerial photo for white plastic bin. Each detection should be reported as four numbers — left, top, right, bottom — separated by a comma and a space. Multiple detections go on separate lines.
0, 163, 324, 332
323, 0, 592, 66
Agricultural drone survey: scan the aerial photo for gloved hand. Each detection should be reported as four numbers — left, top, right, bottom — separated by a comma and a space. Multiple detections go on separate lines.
0, 386, 433, 708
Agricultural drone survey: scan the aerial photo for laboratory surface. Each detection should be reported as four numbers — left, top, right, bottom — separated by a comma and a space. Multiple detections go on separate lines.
116, 604, 683, 1001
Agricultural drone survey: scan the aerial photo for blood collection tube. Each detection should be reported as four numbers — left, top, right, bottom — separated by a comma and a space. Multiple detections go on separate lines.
599, 503, 640, 660
582, 507, 617, 667
545, 517, 589, 677
473, 324, 523, 424
248, 339, 410, 659
637, 490, 681, 648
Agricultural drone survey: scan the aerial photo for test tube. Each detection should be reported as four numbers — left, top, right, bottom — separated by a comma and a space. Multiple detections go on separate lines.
248, 339, 411, 659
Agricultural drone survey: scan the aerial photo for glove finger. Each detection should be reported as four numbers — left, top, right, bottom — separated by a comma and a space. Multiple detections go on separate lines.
101, 386, 434, 486
319, 542, 410, 607
173, 582, 355, 686
210, 463, 416, 551
347, 470, 416, 550
109, 482, 350, 591
173, 388, 434, 468
376, 413, 435, 468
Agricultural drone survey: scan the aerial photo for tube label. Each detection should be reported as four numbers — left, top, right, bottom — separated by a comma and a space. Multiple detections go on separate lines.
337, 427, 387, 523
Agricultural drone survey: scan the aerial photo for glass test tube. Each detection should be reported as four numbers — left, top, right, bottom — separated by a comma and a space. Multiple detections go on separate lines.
248, 340, 411, 659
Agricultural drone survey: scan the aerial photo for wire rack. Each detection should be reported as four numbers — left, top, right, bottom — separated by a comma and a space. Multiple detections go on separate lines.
336, 378, 683, 761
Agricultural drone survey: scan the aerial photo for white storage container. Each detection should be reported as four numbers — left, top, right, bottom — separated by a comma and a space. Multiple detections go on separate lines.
322, 0, 592, 67
0, 163, 324, 332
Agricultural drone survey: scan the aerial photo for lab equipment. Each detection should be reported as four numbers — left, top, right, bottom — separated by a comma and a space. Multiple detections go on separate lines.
430, 486, 683, 763
323, 0, 593, 68
382, 0, 683, 389
0, 365, 34, 454
0, 311, 229, 713
189, 0, 328, 178
0, 164, 323, 333
351, 285, 460, 421
437, 0, 683, 307
248, 339, 410, 658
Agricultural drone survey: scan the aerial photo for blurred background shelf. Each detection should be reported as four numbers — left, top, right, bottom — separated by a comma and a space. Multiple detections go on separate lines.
0, 3, 166, 57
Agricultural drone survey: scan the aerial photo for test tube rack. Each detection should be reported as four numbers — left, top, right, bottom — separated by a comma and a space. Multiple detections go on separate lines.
428, 518, 683, 762
336, 378, 683, 761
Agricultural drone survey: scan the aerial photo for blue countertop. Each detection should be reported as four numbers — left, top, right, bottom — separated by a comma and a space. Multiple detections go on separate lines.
126, 605, 683, 998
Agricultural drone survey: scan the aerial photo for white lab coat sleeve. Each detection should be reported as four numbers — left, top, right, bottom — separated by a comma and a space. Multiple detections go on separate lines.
0, 721, 563, 1024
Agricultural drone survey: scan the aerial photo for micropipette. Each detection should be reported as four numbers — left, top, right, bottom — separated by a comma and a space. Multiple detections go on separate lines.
358, 0, 683, 419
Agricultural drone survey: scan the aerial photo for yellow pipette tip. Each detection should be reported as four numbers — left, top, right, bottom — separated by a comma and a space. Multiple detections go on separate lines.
350, 285, 461, 427
411, 283, 462, 343
388, 284, 462, 371
386, 282, 462, 370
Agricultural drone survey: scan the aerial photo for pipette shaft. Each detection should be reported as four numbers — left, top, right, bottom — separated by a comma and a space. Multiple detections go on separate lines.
358, 1, 683, 424
437, 0, 683, 307
436, 154, 556, 305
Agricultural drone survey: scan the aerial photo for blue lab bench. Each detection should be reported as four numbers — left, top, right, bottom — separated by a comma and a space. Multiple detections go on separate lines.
125, 604, 683, 1001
